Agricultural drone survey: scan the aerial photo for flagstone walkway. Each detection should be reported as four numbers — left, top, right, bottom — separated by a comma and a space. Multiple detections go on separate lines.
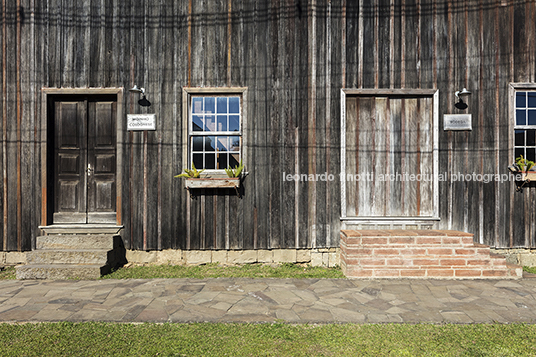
2, 277, 536, 324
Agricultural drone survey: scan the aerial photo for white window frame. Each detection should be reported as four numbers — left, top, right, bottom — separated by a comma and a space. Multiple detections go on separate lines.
510, 83, 536, 164
182, 87, 247, 177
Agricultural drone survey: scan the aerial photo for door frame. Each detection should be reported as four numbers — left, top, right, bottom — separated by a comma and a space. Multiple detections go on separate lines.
40, 88, 124, 226
340, 88, 440, 225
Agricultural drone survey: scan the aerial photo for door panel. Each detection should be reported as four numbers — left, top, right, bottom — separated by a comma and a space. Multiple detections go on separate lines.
53, 98, 117, 224
53, 101, 87, 223
87, 101, 117, 223
345, 95, 435, 218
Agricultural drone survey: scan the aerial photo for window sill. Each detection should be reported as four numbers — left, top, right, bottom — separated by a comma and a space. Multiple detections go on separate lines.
521, 172, 536, 181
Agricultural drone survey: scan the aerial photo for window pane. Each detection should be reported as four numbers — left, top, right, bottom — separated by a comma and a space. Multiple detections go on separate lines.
217, 115, 227, 131
217, 153, 228, 169
205, 115, 215, 131
205, 136, 216, 151
517, 110, 526, 125
217, 97, 227, 113
229, 153, 240, 167
528, 130, 536, 147
229, 115, 240, 131
192, 136, 203, 151
529, 110, 536, 126
192, 115, 203, 131
205, 97, 215, 113
230, 136, 240, 151
217, 137, 228, 151
517, 92, 526, 108
229, 97, 240, 113
515, 130, 525, 146
529, 92, 536, 108
192, 98, 203, 113
193, 153, 203, 169
205, 153, 216, 169
527, 148, 536, 163
515, 148, 524, 160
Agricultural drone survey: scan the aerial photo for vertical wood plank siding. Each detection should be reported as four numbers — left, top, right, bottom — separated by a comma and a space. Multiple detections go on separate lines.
1, 0, 536, 251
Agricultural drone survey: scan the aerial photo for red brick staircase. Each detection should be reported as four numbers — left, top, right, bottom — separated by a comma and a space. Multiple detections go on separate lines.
340, 230, 522, 279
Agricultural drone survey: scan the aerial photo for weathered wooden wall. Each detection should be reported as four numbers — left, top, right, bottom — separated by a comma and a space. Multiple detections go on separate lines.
0, 0, 535, 252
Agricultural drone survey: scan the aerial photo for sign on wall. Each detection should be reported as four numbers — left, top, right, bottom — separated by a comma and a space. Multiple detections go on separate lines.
127, 114, 156, 131
444, 114, 472, 131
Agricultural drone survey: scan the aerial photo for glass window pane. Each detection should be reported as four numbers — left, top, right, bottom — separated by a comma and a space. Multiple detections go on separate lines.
527, 148, 536, 163
229, 115, 240, 131
528, 130, 536, 147
529, 110, 536, 126
217, 97, 227, 113
515, 148, 524, 160
529, 92, 536, 108
217, 115, 227, 131
229, 153, 240, 168
230, 136, 240, 151
193, 153, 203, 169
205, 136, 216, 151
205, 153, 216, 169
217, 153, 228, 169
517, 92, 526, 108
515, 130, 525, 146
192, 98, 203, 113
217, 137, 228, 151
192, 136, 203, 151
192, 115, 203, 131
205, 97, 215, 113
229, 97, 240, 113
205, 115, 215, 132
517, 110, 526, 126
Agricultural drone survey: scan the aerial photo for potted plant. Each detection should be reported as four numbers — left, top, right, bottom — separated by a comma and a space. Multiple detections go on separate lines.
509, 155, 536, 181
175, 161, 243, 189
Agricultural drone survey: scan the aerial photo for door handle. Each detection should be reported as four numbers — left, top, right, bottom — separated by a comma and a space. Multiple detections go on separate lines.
87, 163, 93, 176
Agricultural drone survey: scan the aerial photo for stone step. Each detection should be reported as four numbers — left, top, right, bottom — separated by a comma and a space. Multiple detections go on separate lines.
16, 264, 110, 280
36, 235, 119, 250
26, 249, 114, 265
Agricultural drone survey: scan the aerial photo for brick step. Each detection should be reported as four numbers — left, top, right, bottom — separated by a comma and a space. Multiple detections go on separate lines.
26, 249, 114, 265
36, 235, 119, 250
16, 264, 111, 280
341, 229, 522, 279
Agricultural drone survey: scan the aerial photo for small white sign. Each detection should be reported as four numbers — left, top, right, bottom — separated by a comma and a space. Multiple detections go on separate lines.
127, 114, 156, 131
444, 114, 472, 131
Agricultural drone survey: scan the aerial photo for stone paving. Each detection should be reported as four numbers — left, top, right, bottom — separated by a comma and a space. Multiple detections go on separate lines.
2, 278, 536, 323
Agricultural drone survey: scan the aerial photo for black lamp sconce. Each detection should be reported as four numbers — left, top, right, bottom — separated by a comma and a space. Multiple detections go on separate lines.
129, 85, 151, 107
454, 88, 471, 110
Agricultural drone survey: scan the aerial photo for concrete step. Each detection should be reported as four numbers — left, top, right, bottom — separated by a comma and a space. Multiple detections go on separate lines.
36, 235, 119, 250
26, 249, 114, 265
16, 264, 111, 280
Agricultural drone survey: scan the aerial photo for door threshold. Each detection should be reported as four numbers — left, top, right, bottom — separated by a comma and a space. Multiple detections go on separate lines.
39, 224, 124, 235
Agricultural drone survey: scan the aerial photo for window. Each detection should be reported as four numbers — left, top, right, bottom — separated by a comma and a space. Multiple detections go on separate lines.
182, 88, 246, 174
514, 91, 536, 162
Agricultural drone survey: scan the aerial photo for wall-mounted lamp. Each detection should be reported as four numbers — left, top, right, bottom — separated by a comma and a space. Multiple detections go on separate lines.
129, 85, 151, 107
454, 88, 471, 110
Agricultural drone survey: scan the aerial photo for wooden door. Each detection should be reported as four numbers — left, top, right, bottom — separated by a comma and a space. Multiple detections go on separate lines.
53, 98, 117, 224
344, 94, 436, 218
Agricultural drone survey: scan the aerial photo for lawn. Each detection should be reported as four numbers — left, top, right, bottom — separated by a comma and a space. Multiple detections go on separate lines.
1, 322, 536, 356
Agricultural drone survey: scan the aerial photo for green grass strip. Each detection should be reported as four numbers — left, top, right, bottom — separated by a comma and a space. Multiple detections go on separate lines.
1, 322, 536, 356
101, 262, 345, 280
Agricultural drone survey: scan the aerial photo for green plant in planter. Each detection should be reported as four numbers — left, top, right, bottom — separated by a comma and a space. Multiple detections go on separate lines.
224, 160, 244, 178
515, 155, 535, 172
175, 163, 205, 178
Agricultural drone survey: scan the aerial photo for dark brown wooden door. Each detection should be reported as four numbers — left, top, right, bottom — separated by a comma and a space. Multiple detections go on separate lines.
53, 99, 116, 224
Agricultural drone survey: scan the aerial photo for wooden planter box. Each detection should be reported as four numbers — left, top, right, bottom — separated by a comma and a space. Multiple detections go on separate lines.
185, 177, 240, 189
521, 172, 536, 181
